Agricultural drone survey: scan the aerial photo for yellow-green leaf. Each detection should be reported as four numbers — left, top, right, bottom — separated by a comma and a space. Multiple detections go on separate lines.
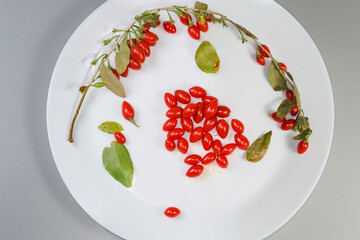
103, 142, 133, 188
194, 1, 208, 10
100, 62, 126, 98
195, 41, 220, 73
268, 61, 287, 91
247, 131, 272, 162
115, 40, 130, 74
98, 121, 123, 134
142, 13, 160, 27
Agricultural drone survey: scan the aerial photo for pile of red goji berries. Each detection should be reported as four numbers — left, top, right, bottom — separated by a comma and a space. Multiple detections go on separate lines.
163, 86, 250, 178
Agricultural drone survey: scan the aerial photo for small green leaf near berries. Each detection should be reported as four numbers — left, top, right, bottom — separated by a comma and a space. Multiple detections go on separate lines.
102, 142, 134, 188
92, 82, 106, 88
247, 131, 272, 163
194, 1, 208, 11
115, 40, 130, 74
294, 116, 310, 133
98, 121, 123, 134
268, 61, 288, 91
276, 99, 296, 119
142, 13, 160, 27
195, 41, 220, 73
99, 62, 126, 98
293, 128, 312, 140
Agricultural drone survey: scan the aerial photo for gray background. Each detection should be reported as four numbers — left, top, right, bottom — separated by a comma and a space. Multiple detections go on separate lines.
0, 0, 358, 239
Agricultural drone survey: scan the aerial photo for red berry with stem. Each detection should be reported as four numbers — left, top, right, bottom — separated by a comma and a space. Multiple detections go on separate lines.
188, 25, 201, 40
281, 119, 296, 131
165, 138, 176, 151
179, 13, 192, 26
196, 20, 208, 32
286, 90, 295, 101
297, 140, 309, 154
202, 96, 217, 105
271, 112, 286, 122
164, 207, 180, 218
290, 105, 299, 116
258, 44, 271, 58
256, 55, 266, 66
141, 24, 150, 33
142, 32, 159, 44
186, 165, 204, 177
279, 63, 287, 71
114, 132, 126, 144
163, 21, 176, 33
127, 38, 137, 48
155, 19, 161, 27
122, 101, 139, 127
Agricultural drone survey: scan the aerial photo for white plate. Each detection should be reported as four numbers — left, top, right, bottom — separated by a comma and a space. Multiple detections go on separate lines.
47, 0, 334, 239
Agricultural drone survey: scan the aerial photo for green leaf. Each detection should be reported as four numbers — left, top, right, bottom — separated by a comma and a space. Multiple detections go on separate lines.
268, 61, 288, 91
103, 142, 134, 188
98, 121, 123, 134
247, 131, 272, 163
195, 41, 220, 73
92, 82, 106, 88
276, 99, 296, 119
293, 128, 312, 140
115, 40, 130, 74
100, 62, 126, 98
142, 13, 160, 27
294, 116, 309, 133
194, 1, 208, 10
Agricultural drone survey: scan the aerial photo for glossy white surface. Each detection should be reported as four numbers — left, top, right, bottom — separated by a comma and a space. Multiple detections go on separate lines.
47, 0, 333, 239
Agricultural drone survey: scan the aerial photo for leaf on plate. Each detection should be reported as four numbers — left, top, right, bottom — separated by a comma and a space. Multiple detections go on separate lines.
103, 141, 134, 188
294, 116, 309, 133
195, 41, 220, 73
115, 40, 130, 74
98, 121, 123, 134
293, 128, 312, 140
100, 62, 126, 98
142, 13, 160, 27
247, 131, 272, 163
268, 61, 287, 91
276, 99, 296, 119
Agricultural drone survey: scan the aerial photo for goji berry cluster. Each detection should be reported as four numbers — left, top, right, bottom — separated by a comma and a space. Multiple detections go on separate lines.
270, 89, 309, 154
163, 86, 250, 178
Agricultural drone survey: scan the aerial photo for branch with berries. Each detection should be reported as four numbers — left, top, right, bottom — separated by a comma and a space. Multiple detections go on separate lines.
68, 1, 311, 154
